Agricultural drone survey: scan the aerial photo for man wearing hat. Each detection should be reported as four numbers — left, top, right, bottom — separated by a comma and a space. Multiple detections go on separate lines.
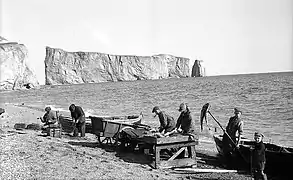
152, 106, 176, 136
251, 132, 267, 180
223, 107, 244, 155
40, 106, 58, 130
173, 103, 196, 135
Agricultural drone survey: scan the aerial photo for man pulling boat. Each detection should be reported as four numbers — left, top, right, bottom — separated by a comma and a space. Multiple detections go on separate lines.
200, 104, 247, 166
223, 107, 244, 155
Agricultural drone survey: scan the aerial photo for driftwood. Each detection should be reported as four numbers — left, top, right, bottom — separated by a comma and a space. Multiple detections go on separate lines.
174, 168, 239, 173
7, 130, 27, 134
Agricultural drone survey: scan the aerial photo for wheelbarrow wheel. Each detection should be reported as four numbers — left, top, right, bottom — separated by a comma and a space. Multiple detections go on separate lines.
97, 135, 119, 147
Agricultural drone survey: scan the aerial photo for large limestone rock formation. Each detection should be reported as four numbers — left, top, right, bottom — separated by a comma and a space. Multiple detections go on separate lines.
45, 47, 190, 85
0, 37, 39, 90
191, 60, 205, 77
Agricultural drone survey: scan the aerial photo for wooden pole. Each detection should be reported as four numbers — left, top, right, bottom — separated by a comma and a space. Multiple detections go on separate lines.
174, 168, 239, 173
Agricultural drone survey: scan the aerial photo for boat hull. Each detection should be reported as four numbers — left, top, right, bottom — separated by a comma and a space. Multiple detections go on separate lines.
59, 114, 143, 134
213, 134, 293, 176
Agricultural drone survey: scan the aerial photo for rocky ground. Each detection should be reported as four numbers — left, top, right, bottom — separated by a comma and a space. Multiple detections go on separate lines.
0, 103, 285, 180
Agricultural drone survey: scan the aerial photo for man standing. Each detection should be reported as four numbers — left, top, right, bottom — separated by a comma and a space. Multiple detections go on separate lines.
223, 108, 244, 155
175, 103, 196, 134
69, 104, 86, 137
152, 106, 176, 136
163, 103, 196, 137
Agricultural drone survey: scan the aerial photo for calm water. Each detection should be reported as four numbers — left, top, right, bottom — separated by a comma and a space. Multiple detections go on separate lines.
1, 72, 293, 147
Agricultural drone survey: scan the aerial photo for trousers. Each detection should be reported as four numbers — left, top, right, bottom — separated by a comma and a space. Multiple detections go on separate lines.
73, 121, 85, 137
253, 161, 267, 180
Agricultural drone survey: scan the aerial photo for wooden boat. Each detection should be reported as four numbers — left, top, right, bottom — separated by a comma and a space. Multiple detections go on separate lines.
89, 113, 145, 146
213, 134, 293, 175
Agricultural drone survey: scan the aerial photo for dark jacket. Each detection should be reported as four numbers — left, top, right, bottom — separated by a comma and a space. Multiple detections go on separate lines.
226, 116, 243, 142
158, 111, 176, 133
252, 141, 266, 169
42, 110, 57, 124
176, 110, 195, 134
71, 106, 85, 123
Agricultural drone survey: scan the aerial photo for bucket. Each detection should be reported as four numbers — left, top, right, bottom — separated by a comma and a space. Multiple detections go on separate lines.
48, 128, 61, 138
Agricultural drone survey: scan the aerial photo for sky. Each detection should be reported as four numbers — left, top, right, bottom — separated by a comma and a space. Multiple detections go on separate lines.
1, 0, 292, 84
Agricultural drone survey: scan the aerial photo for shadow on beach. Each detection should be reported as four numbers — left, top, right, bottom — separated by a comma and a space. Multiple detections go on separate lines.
67, 138, 153, 166
32, 131, 290, 180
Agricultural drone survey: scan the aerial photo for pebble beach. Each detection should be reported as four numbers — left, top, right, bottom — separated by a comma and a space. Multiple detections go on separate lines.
0, 103, 259, 180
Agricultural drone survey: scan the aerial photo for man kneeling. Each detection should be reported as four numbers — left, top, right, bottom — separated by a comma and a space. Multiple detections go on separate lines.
39, 107, 58, 132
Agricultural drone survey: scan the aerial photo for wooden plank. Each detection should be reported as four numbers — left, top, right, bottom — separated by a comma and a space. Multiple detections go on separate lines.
140, 135, 157, 144
174, 168, 239, 173
157, 135, 195, 144
198, 139, 215, 144
140, 134, 198, 145
168, 147, 186, 161
160, 158, 197, 169
188, 145, 196, 159
155, 147, 160, 169
156, 141, 197, 150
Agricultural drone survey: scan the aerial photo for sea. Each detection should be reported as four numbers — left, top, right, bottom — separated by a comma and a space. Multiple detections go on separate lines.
1, 71, 293, 147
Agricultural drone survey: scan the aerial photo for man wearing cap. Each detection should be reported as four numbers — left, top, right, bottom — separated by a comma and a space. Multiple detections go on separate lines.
40, 107, 58, 126
173, 103, 196, 135
40, 107, 58, 132
69, 104, 86, 137
152, 106, 176, 136
251, 132, 267, 180
223, 107, 244, 155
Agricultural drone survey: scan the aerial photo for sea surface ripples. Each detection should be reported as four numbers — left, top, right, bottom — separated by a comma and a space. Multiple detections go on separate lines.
1, 72, 292, 147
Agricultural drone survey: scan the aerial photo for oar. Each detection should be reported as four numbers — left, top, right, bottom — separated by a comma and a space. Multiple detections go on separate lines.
201, 103, 249, 164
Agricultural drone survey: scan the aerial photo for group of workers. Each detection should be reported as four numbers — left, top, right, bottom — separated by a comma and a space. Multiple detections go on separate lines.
151, 103, 195, 138
222, 108, 267, 180
40, 104, 86, 137
40, 103, 266, 180
153, 105, 267, 180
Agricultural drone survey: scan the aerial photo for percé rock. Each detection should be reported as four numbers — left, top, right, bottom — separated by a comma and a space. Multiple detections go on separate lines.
191, 60, 204, 77
0, 38, 39, 90
45, 47, 190, 85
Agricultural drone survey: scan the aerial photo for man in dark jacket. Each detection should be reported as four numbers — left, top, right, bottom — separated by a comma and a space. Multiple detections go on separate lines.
152, 106, 176, 136
69, 104, 86, 137
164, 103, 196, 137
251, 132, 267, 180
175, 103, 195, 134
223, 107, 244, 155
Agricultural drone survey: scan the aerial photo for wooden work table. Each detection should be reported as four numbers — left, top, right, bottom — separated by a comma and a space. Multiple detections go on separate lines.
141, 134, 198, 169
120, 128, 199, 169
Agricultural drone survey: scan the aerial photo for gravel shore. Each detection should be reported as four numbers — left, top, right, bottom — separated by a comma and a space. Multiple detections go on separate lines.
0, 103, 284, 180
